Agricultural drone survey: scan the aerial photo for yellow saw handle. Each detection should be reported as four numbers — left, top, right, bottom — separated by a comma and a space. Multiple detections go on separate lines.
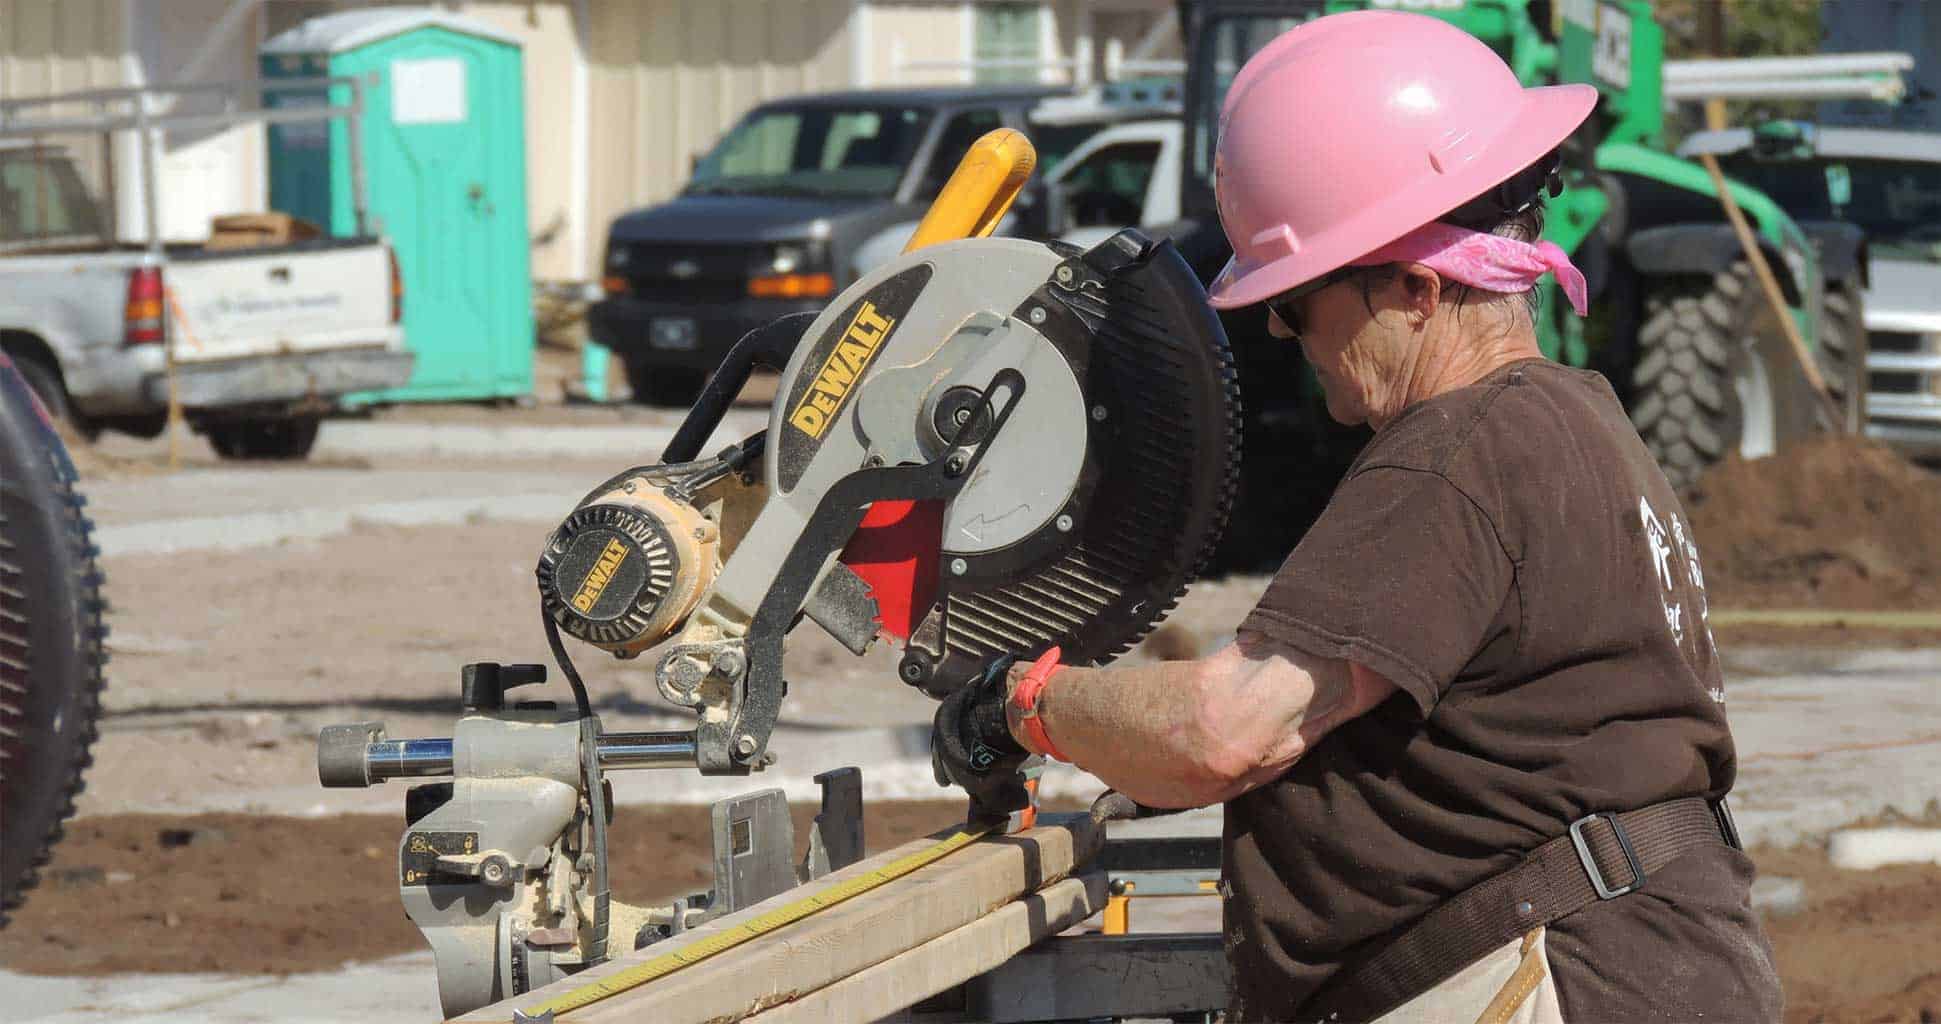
902, 128, 1037, 253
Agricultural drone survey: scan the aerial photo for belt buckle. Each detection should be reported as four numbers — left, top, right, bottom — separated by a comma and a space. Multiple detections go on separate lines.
1569, 812, 1645, 900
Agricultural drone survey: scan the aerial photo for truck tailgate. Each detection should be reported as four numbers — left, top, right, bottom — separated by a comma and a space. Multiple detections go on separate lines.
164, 241, 396, 363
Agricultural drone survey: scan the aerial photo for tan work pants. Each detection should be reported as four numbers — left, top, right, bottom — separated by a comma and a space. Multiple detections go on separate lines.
1371, 927, 1564, 1024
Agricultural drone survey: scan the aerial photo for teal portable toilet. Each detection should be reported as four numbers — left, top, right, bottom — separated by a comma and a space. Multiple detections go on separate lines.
262, 9, 533, 402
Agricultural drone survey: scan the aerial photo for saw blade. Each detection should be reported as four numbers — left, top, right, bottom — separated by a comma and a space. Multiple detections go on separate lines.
916, 230, 1241, 692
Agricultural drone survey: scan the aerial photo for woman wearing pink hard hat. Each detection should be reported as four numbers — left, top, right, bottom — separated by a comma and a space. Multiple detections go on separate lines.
928, 10, 1782, 1022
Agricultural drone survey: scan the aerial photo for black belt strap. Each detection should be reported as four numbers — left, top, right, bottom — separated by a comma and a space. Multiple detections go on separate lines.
1301, 797, 1738, 1023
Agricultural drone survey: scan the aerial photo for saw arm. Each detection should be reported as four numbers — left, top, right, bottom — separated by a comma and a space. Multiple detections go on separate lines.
535, 229, 1239, 775
532, 130, 1239, 776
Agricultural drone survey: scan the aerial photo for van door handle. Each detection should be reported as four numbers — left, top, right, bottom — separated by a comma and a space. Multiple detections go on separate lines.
269, 266, 291, 283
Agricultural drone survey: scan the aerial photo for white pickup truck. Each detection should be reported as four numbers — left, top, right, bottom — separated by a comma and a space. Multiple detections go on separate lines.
0, 140, 408, 459
1042, 118, 1182, 249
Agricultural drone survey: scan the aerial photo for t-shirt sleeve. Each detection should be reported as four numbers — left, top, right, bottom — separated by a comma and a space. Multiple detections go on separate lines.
1238, 465, 1515, 715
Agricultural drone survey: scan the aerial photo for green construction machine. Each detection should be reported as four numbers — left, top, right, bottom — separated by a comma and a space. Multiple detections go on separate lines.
1175, 0, 1862, 568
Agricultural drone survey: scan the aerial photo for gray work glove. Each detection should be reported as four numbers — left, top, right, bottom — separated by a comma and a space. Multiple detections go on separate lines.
931, 653, 1031, 823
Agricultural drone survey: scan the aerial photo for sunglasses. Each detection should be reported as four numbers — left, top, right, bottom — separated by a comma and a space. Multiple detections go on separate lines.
1264, 266, 1365, 340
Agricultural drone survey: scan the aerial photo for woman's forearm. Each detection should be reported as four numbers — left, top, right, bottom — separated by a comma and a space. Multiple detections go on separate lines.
1008, 641, 1388, 808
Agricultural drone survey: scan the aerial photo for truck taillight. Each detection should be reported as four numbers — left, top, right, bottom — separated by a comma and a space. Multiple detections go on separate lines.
388, 249, 404, 324
124, 266, 165, 346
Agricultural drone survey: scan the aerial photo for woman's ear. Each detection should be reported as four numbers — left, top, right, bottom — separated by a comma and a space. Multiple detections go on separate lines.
1398, 262, 1441, 328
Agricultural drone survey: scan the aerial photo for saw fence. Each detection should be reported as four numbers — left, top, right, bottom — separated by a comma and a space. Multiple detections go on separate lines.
457, 813, 1228, 1024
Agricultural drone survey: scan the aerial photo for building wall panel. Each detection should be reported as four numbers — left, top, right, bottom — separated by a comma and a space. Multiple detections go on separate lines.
0, 0, 124, 99
584, 0, 851, 271
868, 3, 970, 87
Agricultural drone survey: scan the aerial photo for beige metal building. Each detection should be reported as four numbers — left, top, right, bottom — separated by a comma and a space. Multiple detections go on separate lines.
1, 0, 1176, 282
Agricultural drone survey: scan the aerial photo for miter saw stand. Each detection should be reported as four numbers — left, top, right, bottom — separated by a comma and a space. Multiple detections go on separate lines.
318, 661, 1227, 1022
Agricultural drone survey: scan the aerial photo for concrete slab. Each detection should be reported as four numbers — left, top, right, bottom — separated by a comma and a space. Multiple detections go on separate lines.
11, 952, 440, 1022
83, 464, 599, 529
1726, 646, 1941, 848
81, 416, 768, 555
94, 491, 572, 556
312, 414, 767, 461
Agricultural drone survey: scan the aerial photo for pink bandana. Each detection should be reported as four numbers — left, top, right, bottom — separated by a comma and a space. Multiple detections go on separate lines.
1349, 222, 1589, 316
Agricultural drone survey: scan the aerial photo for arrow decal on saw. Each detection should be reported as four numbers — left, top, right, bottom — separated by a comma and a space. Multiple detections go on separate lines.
957, 503, 1031, 544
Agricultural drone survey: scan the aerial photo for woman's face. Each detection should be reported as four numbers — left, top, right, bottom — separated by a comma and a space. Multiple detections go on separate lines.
1268, 271, 1421, 429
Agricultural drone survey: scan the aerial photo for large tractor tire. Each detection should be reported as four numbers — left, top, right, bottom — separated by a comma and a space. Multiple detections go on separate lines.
1820, 280, 1869, 434
1629, 266, 1817, 489
0, 359, 107, 929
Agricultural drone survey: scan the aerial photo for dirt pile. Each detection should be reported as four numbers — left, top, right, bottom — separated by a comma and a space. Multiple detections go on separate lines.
1684, 437, 1941, 610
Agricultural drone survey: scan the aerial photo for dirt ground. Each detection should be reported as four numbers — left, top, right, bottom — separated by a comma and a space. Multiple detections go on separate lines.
0, 802, 977, 977
1, 808, 1935, 1024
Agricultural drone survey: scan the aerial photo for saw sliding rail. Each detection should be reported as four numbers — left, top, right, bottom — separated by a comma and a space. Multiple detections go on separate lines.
344, 731, 700, 783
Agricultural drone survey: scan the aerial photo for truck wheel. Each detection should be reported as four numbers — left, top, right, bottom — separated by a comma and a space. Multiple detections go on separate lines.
624, 361, 706, 408
1820, 281, 1868, 433
5, 352, 96, 442
206, 418, 321, 460
0, 362, 107, 929
1630, 266, 1801, 488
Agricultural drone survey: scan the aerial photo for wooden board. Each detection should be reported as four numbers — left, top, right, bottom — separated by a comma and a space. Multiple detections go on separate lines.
458, 813, 1105, 1024
749, 874, 1107, 1024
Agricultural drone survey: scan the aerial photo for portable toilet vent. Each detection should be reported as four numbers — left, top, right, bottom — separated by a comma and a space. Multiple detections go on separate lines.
263, 9, 533, 403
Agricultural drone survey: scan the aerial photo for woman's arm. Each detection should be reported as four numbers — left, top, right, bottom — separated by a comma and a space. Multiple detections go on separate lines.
1008, 635, 1398, 808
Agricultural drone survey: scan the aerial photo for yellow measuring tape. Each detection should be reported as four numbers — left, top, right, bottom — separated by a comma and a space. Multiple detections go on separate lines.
514, 825, 992, 1019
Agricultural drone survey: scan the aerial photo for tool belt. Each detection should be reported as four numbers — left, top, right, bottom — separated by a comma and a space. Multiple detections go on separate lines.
1300, 796, 1743, 1022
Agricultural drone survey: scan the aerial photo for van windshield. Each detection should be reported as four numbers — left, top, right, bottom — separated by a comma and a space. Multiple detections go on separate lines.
686, 106, 934, 200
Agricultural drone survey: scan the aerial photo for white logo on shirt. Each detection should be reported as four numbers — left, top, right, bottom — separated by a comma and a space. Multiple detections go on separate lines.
1639, 496, 1715, 656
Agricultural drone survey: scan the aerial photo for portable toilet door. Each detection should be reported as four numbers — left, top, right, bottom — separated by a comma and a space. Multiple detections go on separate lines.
262, 9, 533, 403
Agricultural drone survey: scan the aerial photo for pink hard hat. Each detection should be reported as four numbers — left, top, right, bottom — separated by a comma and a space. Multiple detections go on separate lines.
1206, 11, 1598, 310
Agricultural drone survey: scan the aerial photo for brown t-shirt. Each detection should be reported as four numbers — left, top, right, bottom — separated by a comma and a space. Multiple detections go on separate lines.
1224, 360, 1780, 1021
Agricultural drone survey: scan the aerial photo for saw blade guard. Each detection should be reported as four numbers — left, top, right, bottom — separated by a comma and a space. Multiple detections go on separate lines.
743, 229, 1241, 693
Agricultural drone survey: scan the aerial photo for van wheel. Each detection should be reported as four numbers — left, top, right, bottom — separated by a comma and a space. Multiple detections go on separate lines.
624, 361, 706, 407
206, 418, 320, 460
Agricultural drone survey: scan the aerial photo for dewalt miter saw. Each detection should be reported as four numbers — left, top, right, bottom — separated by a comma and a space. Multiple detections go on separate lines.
317, 131, 1239, 1017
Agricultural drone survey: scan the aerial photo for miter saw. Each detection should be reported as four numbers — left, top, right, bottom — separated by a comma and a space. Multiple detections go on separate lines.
315, 131, 1239, 1017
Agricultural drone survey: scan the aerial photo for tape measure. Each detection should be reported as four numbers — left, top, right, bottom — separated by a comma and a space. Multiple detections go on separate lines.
513, 824, 993, 1020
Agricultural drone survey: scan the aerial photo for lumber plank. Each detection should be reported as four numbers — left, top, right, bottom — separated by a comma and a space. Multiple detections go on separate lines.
746, 873, 1107, 1024
458, 813, 1104, 1024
